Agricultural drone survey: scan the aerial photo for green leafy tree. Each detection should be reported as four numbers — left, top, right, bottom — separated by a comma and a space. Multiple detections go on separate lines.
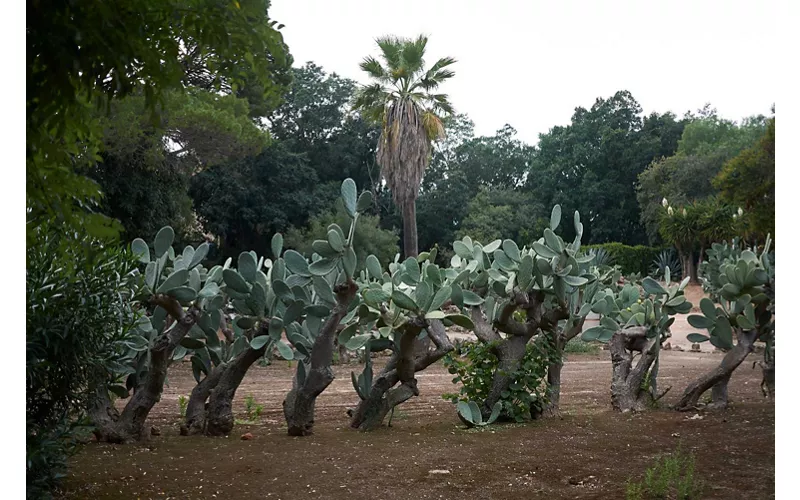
527, 92, 684, 245
189, 142, 328, 259
268, 62, 382, 191
26, 225, 141, 495
714, 117, 775, 241
353, 35, 456, 258
637, 112, 766, 243
84, 89, 271, 242
284, 203, 399, 270
27, 0, 292, 244
457, 188, 547, 245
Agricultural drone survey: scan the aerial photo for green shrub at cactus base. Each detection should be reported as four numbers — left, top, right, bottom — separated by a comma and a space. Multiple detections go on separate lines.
443, 337, 557, 423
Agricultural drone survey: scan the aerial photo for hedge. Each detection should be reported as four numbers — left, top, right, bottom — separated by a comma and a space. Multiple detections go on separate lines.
582, 242, 666, 277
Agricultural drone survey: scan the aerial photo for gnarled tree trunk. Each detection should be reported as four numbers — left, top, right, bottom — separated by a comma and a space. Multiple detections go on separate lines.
283, 281, 358, 436
542, 318, 585, 418
349, 319, 452, 431
609, 327, 665, 412
183, 361, 228, 435
90, 296, 198, 443
205, 345, 266, 436
674, 330, 758, 411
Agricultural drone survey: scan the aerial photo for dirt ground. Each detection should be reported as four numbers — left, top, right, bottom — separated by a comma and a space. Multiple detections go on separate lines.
60, 348, 774, 499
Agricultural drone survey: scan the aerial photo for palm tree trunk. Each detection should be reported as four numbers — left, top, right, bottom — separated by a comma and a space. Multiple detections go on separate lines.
401, 199, 418, 258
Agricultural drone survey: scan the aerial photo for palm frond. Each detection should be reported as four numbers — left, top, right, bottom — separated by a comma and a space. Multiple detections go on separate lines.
375, 35, 404, 71
352, 83, 391, 124
359, 56, 392, 83
421, 110, 445, 141
399, 34, 428, 76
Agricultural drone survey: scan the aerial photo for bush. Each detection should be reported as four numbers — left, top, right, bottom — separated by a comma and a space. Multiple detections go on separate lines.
583, 242, 665, 276
563, 337, 600, 354
443, 338, 556, 422
284, 202, 399, 272
625, 445, 703, 500
26, 226, 141, 496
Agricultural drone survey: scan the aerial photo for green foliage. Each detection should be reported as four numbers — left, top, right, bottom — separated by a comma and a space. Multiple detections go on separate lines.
636, 110, 766, 244
625, 446, 703, 500
456, 401, 502, 428
178, 396, 188, 418
714, 117, 775, 241
27, 0, 292, 245
443, 339, 555, 422
651, 249, 682, 280
285, 203, 399, 273
526, 93, 686, 245
686, 236, 774, 351
583, 243, 664, 277
244, 395, 264, 422
26, 224, 141, 495
456, 188, 547, 245
190, 142, 329, 259
563, 337, 600, 354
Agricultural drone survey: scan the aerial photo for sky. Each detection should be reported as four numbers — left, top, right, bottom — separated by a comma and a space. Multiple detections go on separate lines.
270, 0, 777, 145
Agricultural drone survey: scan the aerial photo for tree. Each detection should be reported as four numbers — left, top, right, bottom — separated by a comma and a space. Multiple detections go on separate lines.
675, 238, 774, 410
84, 89, 271, 243
457, 188, 547, 246
526, 92, 682, 245
27, 0, 292, 244
353, 35, 456, 258
27, 225, 140, 492
636, 113, 766, 244
268, 62, 383, 196
284, 203, 399, 271
189, 142, 327, 260
714, 117, 775, 241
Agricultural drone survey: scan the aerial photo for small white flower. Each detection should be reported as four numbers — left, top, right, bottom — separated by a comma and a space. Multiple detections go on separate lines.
662, 198, 669, 208
682, 208, 687, 216
738, 207, 744, 217
667, 206, 674, 216
733, 214, 738, 219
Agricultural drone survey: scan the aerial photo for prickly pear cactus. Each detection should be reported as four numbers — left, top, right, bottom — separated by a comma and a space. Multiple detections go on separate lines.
686, 235, 774, 351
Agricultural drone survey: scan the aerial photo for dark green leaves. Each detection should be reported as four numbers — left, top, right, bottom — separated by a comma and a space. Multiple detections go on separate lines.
271, 233, 283, 259
641, 277, 666, 296
391, 290, 418, 311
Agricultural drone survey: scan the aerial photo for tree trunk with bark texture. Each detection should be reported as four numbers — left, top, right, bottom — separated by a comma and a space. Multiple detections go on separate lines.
350, 320, 452, 431
609, 327, 662, 412
674, 330, 758, 411
542, 319, 585, 418
283, 281, 358, 436
205, 345, 266, 436
90, 296, 198, 443
402, 200, 418, 259
183, 362, 228, 435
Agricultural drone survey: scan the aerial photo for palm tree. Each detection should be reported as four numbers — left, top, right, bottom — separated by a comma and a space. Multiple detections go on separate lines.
353, 35, 456, 258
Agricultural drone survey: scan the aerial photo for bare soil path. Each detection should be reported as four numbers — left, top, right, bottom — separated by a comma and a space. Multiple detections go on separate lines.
60, 348, 774, 499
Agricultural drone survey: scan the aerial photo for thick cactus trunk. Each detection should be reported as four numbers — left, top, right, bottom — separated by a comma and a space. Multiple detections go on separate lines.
90, 298, 197, 443
674, 330, 758, 411
183, 363, 228, 435
609, 327, 661, 412
205, 346, 265, 436
350, 320, 452, 431
283, 281, 357, 436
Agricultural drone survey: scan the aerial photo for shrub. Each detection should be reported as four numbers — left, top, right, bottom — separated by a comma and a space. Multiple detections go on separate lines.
625, 445, 703, 500
583, 242, 664, 276
443, 338, 555, 422
27, 225, 140, 496
651, 249, 682, 280
563, 337, 600, 354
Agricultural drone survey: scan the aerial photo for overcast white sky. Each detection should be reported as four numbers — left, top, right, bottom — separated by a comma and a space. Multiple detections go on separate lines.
271, 0, 777, 145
